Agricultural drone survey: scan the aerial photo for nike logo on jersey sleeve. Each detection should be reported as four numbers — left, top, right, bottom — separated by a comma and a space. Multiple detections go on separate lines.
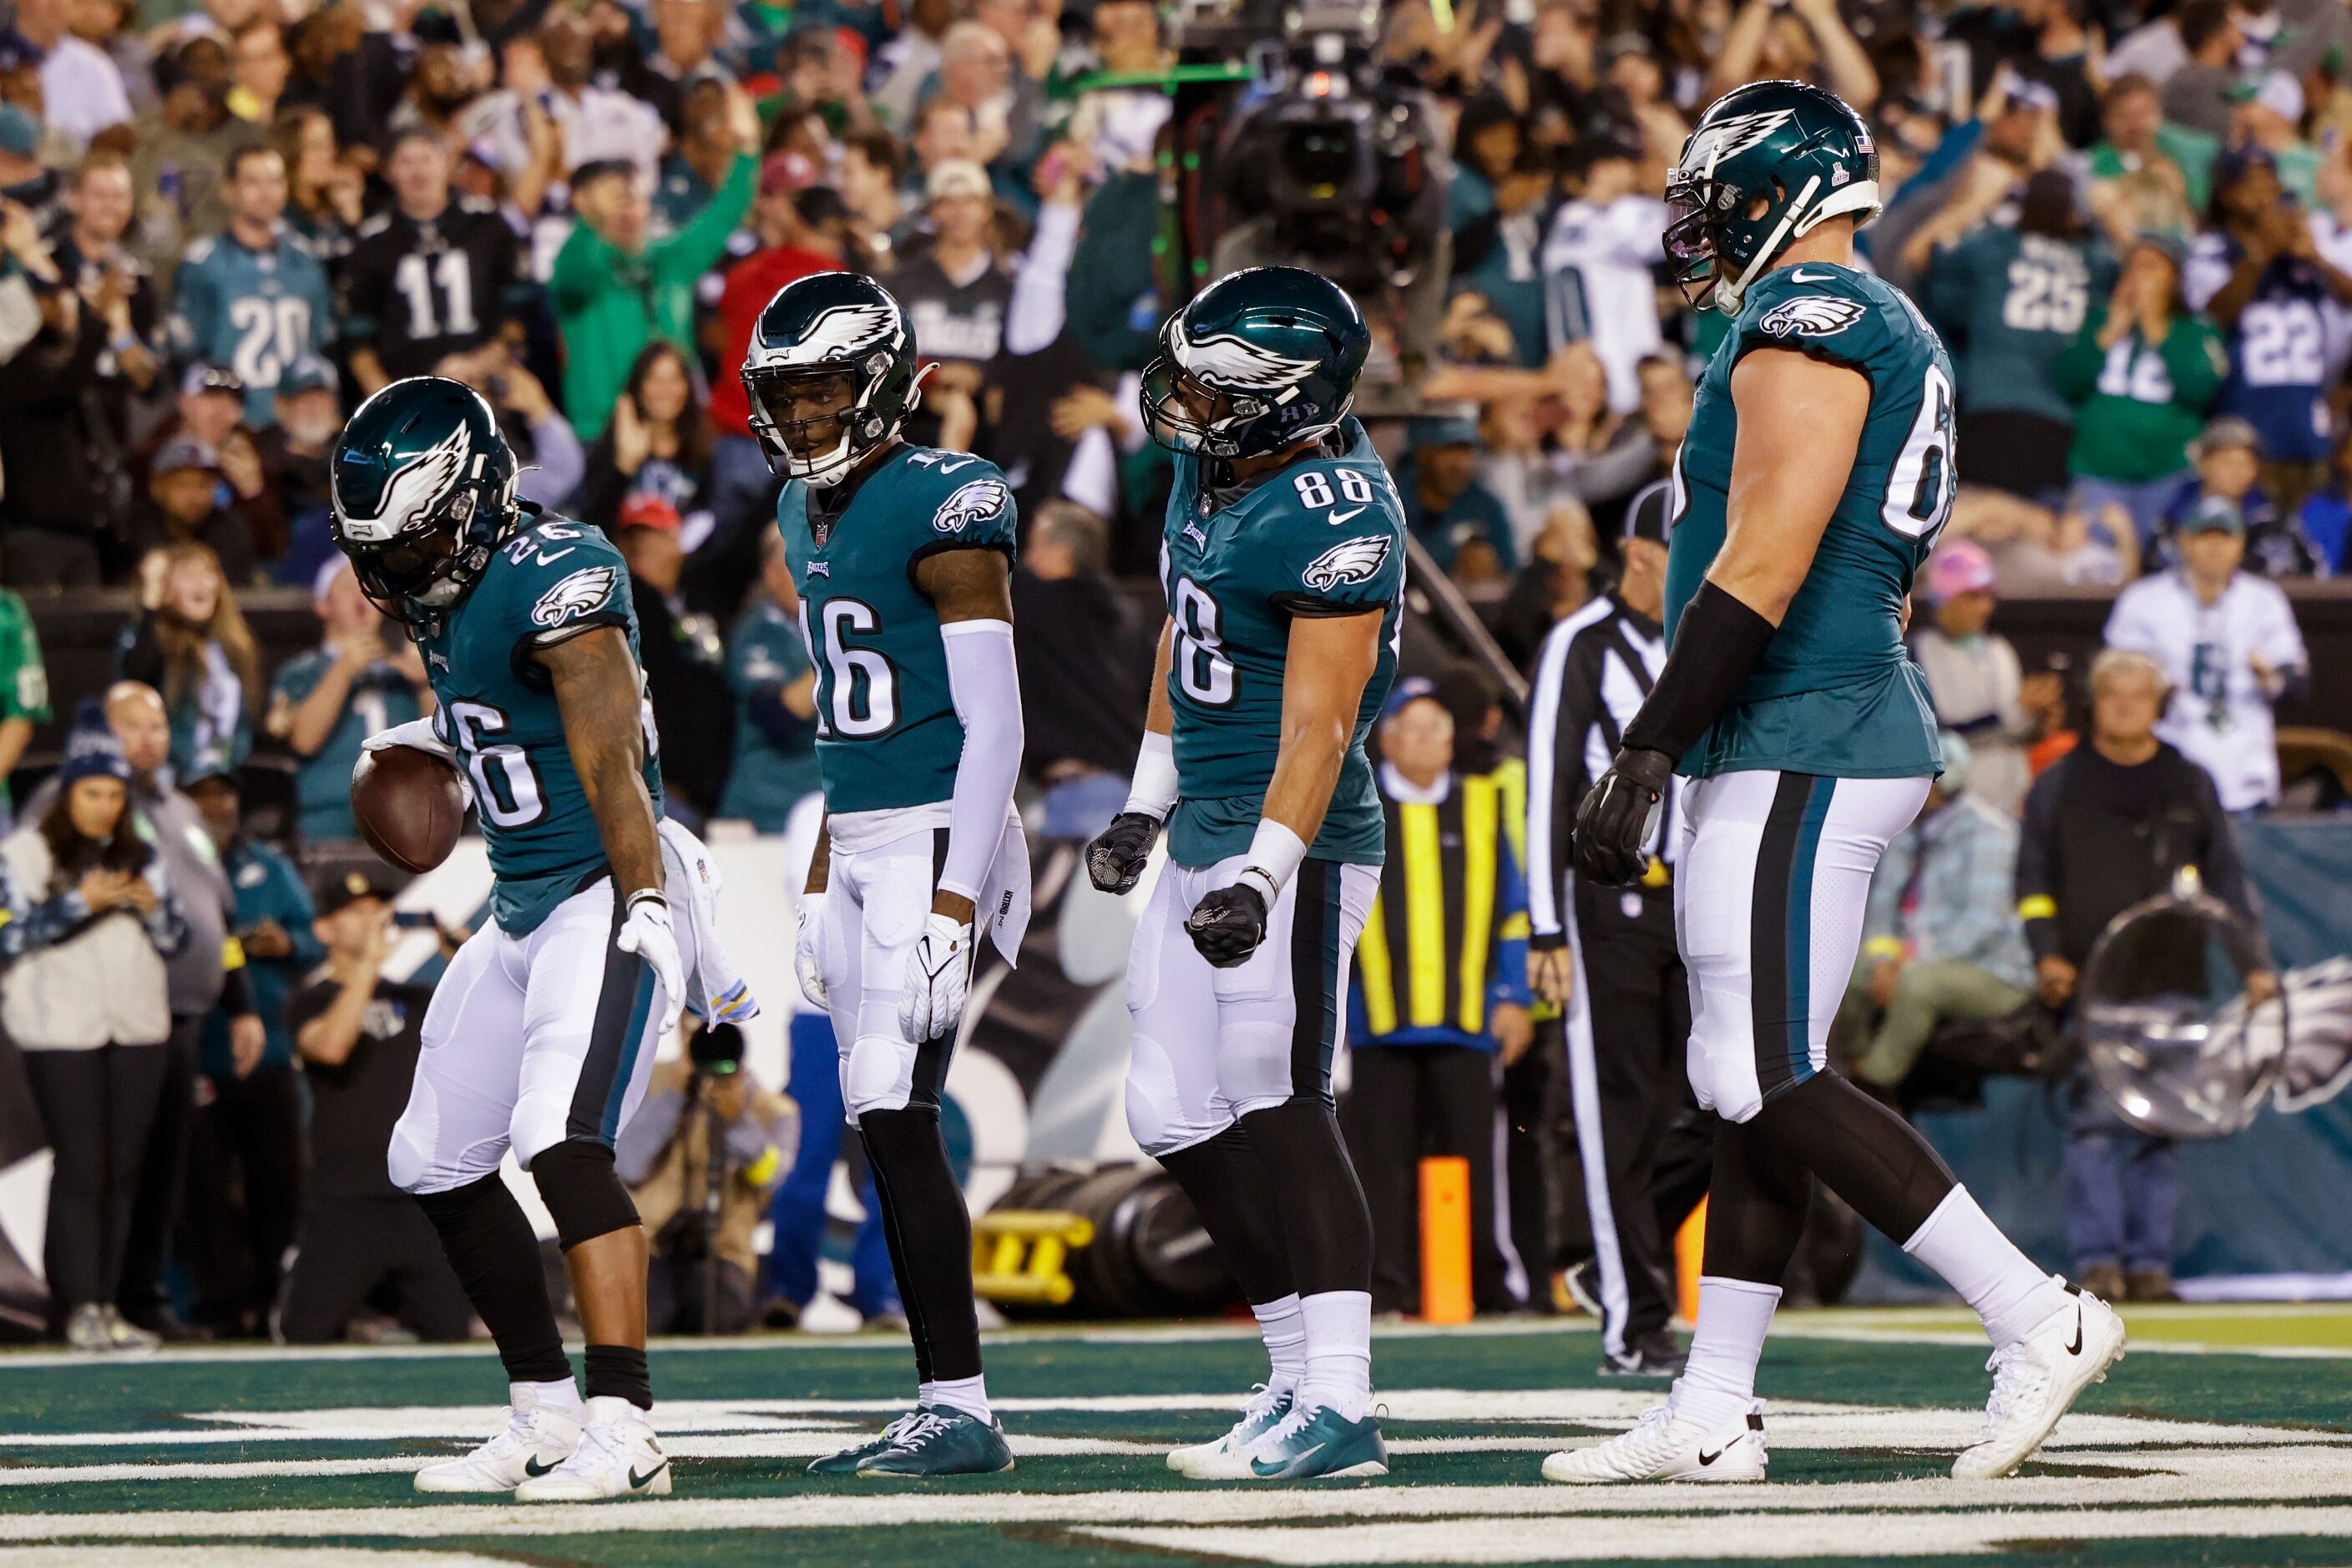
1325, 504, 1368, 525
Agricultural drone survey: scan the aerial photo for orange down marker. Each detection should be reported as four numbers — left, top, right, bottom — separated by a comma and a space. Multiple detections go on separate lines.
1420, 1156, 1473, 1323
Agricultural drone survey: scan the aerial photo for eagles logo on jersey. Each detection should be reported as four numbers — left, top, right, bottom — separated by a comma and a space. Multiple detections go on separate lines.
934, 478, 1010, 534
1759, 296, 1866, 338
1302, 535, 1393, 590
533, 566, 619, 627
330, 377, 521, 628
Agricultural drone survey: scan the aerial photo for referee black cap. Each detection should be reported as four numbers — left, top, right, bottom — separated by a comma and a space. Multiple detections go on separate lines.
1625, 478, 1672, 546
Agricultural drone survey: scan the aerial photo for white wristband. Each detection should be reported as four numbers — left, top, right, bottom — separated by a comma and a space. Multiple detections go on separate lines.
1124, 730, 1181, 820
1242, 818, 1308, 894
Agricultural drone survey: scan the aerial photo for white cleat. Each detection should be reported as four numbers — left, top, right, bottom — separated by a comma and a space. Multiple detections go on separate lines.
1169, 1383, 1293, 1479
413, 1384, 584, 1494
513, 1395, 673, 1501
1542, 1402, 1768, 1484
1953, 1283, 2127, 1480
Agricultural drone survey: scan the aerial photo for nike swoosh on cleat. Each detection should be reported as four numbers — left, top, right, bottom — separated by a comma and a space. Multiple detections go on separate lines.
523, 1457, 559, 1477
2066, 1309, 2084, 1357
1325, 505, 1367, 525
1697, 1447, 1722, 1466
1253, 1443, 1323, 1476
629, 1461, 669, 1490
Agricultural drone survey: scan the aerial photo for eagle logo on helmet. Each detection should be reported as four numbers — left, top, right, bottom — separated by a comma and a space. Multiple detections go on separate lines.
1759, 296, 1867, 338
1302, 534, 1392, 590
531, 565, 617, 627
1686, 108, 1796, 174
767, 300, 902, 367
1173, 326, 1321, 391
335, 423, 472, 544
933, 478, 1009, 534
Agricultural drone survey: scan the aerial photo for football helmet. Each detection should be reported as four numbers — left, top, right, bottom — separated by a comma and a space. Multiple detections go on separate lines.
1141, 266, 1369, 461
330, 376, 519, 628
1663, 78, 1881, 313
741, 271, 920, 486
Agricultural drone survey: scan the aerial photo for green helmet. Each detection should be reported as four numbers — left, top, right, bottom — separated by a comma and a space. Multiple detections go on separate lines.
741, 271, 920, 487
1141, 266, 1369, 461
1664, 79, 1881, 313
330, 376, 519, 627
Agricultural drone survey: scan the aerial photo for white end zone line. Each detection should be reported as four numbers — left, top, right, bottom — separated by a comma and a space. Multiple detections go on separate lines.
0, 1449, 2349, 1540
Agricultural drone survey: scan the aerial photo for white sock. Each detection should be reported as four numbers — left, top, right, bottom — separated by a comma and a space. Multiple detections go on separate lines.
518, 1377, 583, 1414
1296, 1290, 1373, 1422
927, 1373, 992, 1423
1667, 1277, 1781, 1430
1252, 1293, 1308, 1394
1903, 1186, 2071, 1348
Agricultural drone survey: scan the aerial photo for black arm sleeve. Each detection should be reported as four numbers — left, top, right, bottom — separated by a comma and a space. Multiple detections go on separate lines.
1620, 580, 1778, 762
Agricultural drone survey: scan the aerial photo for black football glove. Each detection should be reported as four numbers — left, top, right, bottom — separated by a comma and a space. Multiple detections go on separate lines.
1186, 881, 1269, 968
1572, 746, 1674, 887
1085, 811, 1161, 895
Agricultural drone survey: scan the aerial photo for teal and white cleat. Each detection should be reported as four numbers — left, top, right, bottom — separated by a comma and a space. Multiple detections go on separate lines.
807, 1409, 923, 1475
1169, 1383, 1293, 1478
1239, 1403, 1390, 1480
850, 1406, 1016, 1477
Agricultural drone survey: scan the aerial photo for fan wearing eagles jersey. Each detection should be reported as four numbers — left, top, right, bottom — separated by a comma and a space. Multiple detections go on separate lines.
1085, 268, 1405, 1482
1547, 80, 2124, 1490
745, 271, 1030, 1479
330, 377, 756, 1504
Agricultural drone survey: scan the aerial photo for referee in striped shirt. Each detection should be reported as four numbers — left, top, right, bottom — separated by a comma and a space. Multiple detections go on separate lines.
1525, 481, 1712, 1375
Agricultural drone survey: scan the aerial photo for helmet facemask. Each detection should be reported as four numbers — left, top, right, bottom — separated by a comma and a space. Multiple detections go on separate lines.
1665, 104, 1881, 313
1139, 358, 1274, 459
742, 346, 918, 488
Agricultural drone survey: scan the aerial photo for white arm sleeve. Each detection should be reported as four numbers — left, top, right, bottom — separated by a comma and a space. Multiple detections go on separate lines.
1523, 621, 1572, 941
938, 619, 1024, 904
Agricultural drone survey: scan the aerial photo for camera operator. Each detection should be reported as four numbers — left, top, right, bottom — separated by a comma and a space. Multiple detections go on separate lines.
280, 872, 473, 1344
616, 1021, 795, 1335
1206, 4, 1450, 361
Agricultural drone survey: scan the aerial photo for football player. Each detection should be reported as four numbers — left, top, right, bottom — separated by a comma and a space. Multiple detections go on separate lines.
330, 377, 756, 1501
744, 272, 1029, 1477
1546, 81, 2125, 1487
1085, 267, 1405, 1480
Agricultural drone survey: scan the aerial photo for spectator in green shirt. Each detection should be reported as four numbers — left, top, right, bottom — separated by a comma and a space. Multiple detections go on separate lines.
2085, 73, 2215, 217
0, 574, 50, 832
264, 559, 432, 846
716, 531, 820, 831
552, 114, 760, 439
2054, 232, 2229, 549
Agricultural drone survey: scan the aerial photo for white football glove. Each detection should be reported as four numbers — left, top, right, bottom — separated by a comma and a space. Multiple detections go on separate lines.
616, 891, 686, 1037
898, 913, 974, 1044
362, 716, 458, 762
794, 888, 829, 1009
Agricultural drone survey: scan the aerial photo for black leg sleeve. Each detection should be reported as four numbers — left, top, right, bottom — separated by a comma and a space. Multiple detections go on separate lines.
1748, 1072, 1957, 1243
857, 1107, 983, 1384
412, 1173, 573, 1385
1239, 1097, 1372, 1300
1157, 1120, 1299, 1308
1702, 1115, 1814, 1287
1335, 1048, 1419, 1313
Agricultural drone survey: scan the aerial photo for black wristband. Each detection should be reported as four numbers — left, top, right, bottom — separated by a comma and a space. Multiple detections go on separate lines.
1621, 579, 1777, 764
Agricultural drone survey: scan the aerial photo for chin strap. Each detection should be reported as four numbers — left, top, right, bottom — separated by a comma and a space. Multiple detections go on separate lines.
1714, 174, 1822, 315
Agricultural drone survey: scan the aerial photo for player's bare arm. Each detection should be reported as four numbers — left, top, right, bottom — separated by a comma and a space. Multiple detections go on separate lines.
539, 625, 664, 898
910, 544, 1016, 927
1146, 618, 1174, 737
1712, 348, 1872, 622
1260, 609, 1384, 850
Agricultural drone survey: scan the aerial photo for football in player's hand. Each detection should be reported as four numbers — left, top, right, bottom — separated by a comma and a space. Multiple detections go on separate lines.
352, 746, 468, 873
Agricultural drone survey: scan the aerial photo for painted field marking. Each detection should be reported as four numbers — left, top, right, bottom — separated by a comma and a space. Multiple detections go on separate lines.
0, 1447, 2349, 1540
1080, 1506, 2352, 1564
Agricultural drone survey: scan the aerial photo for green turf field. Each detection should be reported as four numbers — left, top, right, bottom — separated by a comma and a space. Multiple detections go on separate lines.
0, 1307, 2347, 1565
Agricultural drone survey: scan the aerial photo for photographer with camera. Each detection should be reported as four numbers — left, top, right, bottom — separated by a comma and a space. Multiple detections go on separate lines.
615, 1022, 796, 1336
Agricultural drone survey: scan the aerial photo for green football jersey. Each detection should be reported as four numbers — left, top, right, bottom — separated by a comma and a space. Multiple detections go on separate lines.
1665, 262, 1946, 781
778, 444, 1019, 815
415, 511, 663, 934
1920, 227, 2115, 424
1160, 418, 1406, 868
0, 588, 46, 812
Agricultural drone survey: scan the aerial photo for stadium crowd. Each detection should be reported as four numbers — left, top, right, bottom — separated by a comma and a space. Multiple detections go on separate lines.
0, 0, 2329, 1347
